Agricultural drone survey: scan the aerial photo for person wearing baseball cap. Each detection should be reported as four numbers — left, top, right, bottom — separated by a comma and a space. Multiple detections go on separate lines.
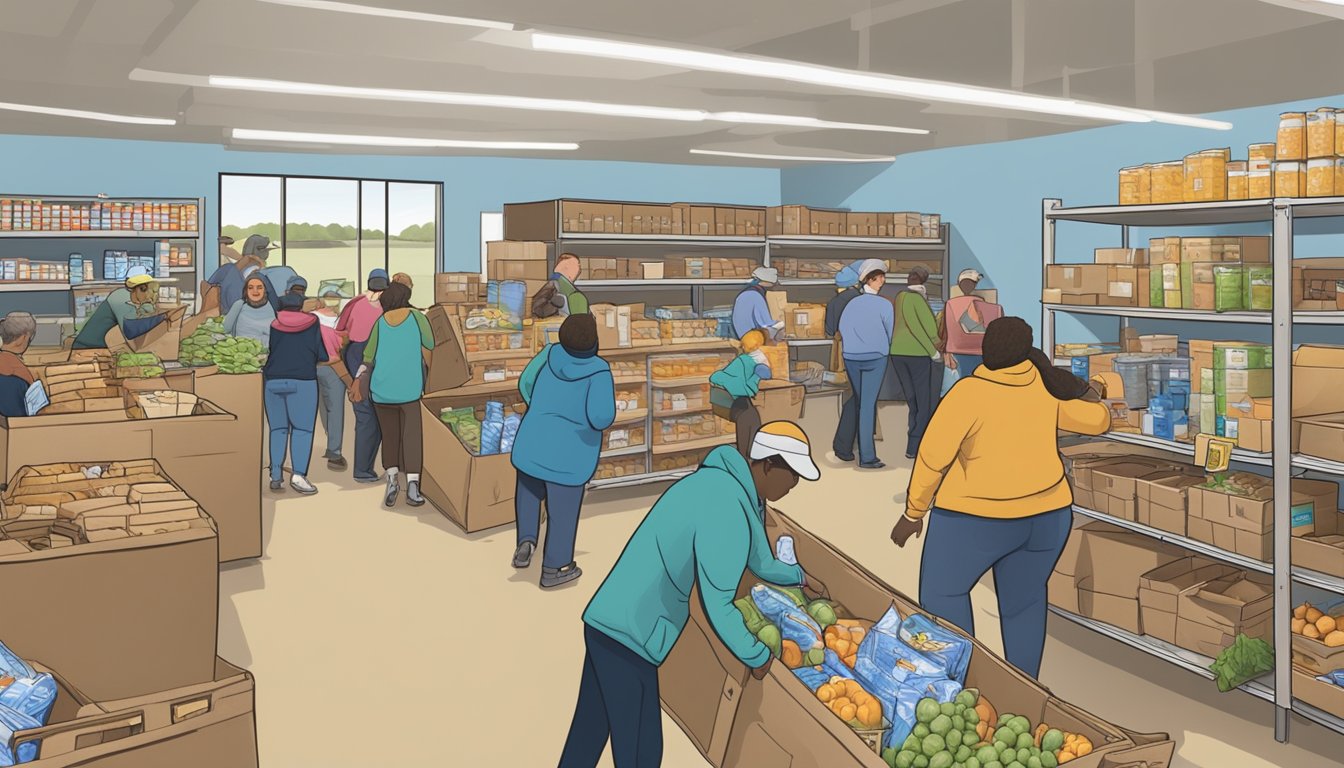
938, 268, 1003, 376
731, 266, 785, 340
824, 259, 866, 463
335, 268, 389, 482
836, 259, 895, 469
72, 266, 183, 349
562, 422, 826, 766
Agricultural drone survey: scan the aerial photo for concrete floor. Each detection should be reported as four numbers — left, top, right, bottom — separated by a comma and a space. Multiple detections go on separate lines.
219, 400, 1344, 767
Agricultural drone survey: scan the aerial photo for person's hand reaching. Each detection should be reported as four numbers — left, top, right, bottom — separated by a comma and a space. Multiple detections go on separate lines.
751, 657, 773, 681
891, 514, 924, 547
801, 571, 829, 601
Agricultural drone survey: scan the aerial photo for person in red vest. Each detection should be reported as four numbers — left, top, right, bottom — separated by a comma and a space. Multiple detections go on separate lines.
939, 269, 1003, 375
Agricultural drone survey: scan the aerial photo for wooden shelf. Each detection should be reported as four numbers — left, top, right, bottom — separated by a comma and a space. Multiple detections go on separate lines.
650, 376, 711, 388
653, 404, 712, 418
613, 408, 648, 424
0, 230, 200, 239
652, 434, 733, 455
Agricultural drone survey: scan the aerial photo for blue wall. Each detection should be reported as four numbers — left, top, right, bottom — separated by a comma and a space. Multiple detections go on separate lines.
0, 134, 781, 273
783, 93, 1344, 345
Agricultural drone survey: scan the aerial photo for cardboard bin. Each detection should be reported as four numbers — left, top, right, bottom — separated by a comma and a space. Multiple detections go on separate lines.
1088, 458, 1180, 522
1136, 472, 1204, 536
1292, 631, 1344, 676
15, 658, 257, 768
1175, 573, 1273, 657
660, 509, 1176, 768
1292, 669, 1344, 723
422, 391, 524, 533
192, 370, 263, 561
1297, 412, 1344, 464
1137, 557, 1236, 645
1076, 521, 1187, 600
1047, 521, 1121, 615
752, 380, 804, 424
1292, 507, 1344, 580
105, 310, 185, 363
1293, 345, 1344, 418
0, 460, 218, 701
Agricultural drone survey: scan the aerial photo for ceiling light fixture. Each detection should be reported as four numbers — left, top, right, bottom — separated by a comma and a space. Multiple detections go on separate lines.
231, 128, 578, 151
0, 100, 176, 126
205, 75, 929, 134
532, 33, 1232, 131
689, 149, 895, 163
256, 0, 514, 30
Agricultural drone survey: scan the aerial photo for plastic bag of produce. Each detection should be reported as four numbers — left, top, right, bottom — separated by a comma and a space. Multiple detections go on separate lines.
896, 613, 972, 684
0, 673, 57, 722
750, 585, 824, 653
0, 703, 41, 765
860, 606, 946, 682
0, 642, 33, 681
885, 676, 964, 751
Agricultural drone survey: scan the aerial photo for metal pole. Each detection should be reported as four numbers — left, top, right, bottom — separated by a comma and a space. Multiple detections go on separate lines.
1042, 199, 1060, 355
1272, 201, 1293, 743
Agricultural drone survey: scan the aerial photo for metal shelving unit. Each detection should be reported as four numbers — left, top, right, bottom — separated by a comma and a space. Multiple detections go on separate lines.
1043, 196, 1344, 743
1072, 504, 1273, 574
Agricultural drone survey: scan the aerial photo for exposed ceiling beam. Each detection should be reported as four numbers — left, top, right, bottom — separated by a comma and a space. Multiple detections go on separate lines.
851, 0, 964, 30
142, 0, 201, 56
1255, 0, 1344, 20
59, 0, 97, 39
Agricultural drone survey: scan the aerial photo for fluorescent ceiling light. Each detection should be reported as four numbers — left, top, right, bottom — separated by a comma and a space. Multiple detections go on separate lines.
532, 33, 1232, 131
256, 0, 514, 30
0, 100, 176, 126
690, 149, 894, 163
206, 75, 928, 134
232, 128, 578, 151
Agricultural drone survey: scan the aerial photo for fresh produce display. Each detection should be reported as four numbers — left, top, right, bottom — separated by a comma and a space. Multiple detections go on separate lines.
1209, 633, 1275, 693
113, 351, 164, 379
1292, 602, 1344, 646
885, 690, 1094, 768
1197, 472, 1272, 499
808, 599, 839, 629
440, 407, 482, 454
816, 676, 885, 730
177, 317, 267, 373
751, 584, 825, 656
825, 620, 870, 668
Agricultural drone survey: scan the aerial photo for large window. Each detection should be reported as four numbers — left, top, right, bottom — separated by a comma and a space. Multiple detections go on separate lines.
220, 174, 440, 301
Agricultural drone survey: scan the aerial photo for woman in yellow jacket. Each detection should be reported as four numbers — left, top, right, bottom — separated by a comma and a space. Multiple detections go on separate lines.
892, 316, 1109, 678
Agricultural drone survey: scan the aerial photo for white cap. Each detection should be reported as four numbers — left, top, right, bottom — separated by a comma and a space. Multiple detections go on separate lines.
957, 268, 983, 283
857, 258, 888, 283
753, 266, 779, 285
125, 265, 156, 287
750, 421, 820, 481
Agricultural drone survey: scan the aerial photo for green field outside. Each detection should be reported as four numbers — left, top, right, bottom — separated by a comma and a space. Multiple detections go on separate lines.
269, 241, 435, 308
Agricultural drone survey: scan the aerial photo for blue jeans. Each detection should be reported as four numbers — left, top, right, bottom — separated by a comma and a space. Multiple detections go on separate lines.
919, 507, 1072, 679
889, 355, 935, 458
559, 624, 663, 768
516, 470, 587, 570
832, 391, 858, 459
843, 356, 887, 465
344, 341, 382, 479
315, 365, 345, 456
264, 378, 318, 482
954, 354, 983, 376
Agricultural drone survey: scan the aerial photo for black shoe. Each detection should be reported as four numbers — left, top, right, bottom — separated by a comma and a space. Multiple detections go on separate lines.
406, 480, 425, 507
859, 461, 887, 470
541, 562, 583, 589
327, 456, 348, 471
354, 473, 380, 484
512, 541, 536, 569
269, 480, 284, 492
322, 450, 339, 460
834, 453, 856, 462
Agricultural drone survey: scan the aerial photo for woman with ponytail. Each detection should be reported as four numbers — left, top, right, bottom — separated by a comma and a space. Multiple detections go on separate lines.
891, 316, 1108, 678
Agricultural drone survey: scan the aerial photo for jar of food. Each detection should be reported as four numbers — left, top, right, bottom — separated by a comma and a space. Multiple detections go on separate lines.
1337, 159, 1344, 198
1308, 108, 1337, 158
1278, 113, 1306, 160
1275, 161, 1305, 197
1150, 161, 1185, 204
1249, 143, 1276, 163
1184, 150, 1227, 202
1308, 158, 1335, 197
1119, 165, 1152, 205
1227, 161, 1249, 200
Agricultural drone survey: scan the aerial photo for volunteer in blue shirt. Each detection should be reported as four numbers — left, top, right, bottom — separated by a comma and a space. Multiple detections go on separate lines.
825, 260, 865, 462
838, 259, 895, 469
731, 266, 785, 340
558, 422, 828, 768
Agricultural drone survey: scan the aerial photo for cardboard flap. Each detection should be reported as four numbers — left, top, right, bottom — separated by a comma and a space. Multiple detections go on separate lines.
425, 307, 470, 394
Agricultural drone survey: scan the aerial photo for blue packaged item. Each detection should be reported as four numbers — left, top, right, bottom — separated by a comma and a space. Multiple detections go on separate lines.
479, 418, 504, 456
853, 657, 903, 745
888, 676, 964, 750
0, 674, 56, 723
861, 607, 945, 682
897, 613, 973, 685
0, 643, 34, 681
820, 649, 855, 681
750, 585, 824, 653
499, 414, 522, 454
0, 704, 41, 766
1318, 670, 1344, 687
1148, 394, 1173, 416
793, 666, 830, 692
1070, 356, 1089, 379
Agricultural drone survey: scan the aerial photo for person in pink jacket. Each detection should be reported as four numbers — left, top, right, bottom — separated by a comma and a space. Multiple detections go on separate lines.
940, 269, 1003, 375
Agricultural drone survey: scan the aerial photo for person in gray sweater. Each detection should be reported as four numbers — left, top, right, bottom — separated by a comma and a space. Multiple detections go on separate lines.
224, 273, 277, 346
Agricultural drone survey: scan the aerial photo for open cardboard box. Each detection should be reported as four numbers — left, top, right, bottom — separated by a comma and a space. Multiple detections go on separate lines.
15, 658, 257, 768
660, 508, 1175, 768
753, 380, 804, 424
1292, 506, 1344, 580
104, 308, 187, 363
1292, 668, 1344, 723
422, 390, 527, 534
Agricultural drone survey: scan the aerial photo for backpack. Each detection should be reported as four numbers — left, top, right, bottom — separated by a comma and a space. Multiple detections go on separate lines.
531, 280, 566, 319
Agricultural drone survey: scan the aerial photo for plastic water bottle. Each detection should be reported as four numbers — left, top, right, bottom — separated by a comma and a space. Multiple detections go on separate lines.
775, 535, 797, 565
485, 401, 505, 422
500, 414, 521, 454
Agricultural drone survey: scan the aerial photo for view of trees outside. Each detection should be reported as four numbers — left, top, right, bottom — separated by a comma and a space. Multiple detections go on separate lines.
220, 174, 438, 306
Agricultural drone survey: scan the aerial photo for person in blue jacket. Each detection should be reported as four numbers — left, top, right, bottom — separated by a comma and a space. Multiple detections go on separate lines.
709, 328, 772, 456
825, 260, 865, 461
838, 258, 895, 469
731, 266, 785, 340
511, 312, 616, 589
263, 278, 327, 496
558, 422, 828, 768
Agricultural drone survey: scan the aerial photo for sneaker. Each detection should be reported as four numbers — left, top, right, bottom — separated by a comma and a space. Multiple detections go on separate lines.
406, 480, 425, 507
269, 480, 284, 492
859, 461, 887, 470
354, 473, 380, 484
384, 476, 400, 508
290, 476, 318, 495
541, 562, 583, 589
512, 541, 536, 569
327, 456, 348, 471
905, 453, 917, 460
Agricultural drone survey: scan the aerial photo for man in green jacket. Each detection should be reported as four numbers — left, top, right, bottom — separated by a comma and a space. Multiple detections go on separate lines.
552, 253, 589, 316
559, 422, 827, 768
889, 266, 940, 460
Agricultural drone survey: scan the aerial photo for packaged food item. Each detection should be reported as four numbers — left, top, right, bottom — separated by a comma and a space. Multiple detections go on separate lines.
1213, 264, 1245, 312
1308, 158, 1336, 197
1119, 165, 1151, 205
1149, 161, 1184, 204
1308, 108, 1337, 158
1184, 150, 1228, 202
1278, 112, 1306, 160
1248, 166, 1273, 199
750, 584, 824, 653
1227, 161, 1249, 200
896, 613, 973, 684
1275, 161, 1305, 198
1249, 143, 1276, 163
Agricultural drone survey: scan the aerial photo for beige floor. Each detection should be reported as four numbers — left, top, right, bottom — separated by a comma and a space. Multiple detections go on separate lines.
220, 401, 1343, 767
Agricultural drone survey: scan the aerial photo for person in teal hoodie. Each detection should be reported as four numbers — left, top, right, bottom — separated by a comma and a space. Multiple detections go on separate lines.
709, 328, 773, 457
558, 423, 827, 768
511, 312, 616, 589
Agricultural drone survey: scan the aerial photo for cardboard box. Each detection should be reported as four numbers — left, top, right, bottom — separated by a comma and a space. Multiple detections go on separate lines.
1042, 288, 1064, 304
192, 371, 263, 561
1175, 573, 1273, 655
486, 240, 546, 261
1090, 458, 1181, 522
752, 380, 803, 424
1230, 416, 1274, 452
1047, 265, 1110, 295
592, 303, 633, 350
1049, 570, 1080, 614
16, 657, 257, 768
783, 303, 827, 340
807, 209, 846, 237
1293, 505, 1344, 578
1137, 557, 1236, 645
105, 310, 184, 363
422, 392, 520, 533
689, 206, 716, 236
767, 205, 810, 236
488, 259, 549, 282
1062, 294, 1100, 306
0, 461, 218, 701
1077, 578, 1142, 634
1293, 669, 1344, 722
434, 272, 484, 305
624, 204, 671, 235
1076, 525, 1186, 599
659, 508, 1175, 768
1136, 472, 1205, 535
1294, 345, 1344, 417
1095, 248, 1148, 265
642, 262, 665, 280
424, 306, 471, 394
560, 201, 623, 233
1298, 412, 1344, 463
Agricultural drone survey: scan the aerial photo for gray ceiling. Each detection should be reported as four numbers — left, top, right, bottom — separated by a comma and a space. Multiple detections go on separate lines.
1, 0, 1342, 165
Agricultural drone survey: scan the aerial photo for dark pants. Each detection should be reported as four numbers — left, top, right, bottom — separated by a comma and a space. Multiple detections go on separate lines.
729, 396, 761, 459
344, 341, 382, 479
889, 355, 935, 458
954, 353, 983, 376
843, 357, 887, 465
919, 507, 1072, 679
558, 625, 663, 768
516, 470, 586, 570
374, 401, 423, 474
832, 392, 858, 459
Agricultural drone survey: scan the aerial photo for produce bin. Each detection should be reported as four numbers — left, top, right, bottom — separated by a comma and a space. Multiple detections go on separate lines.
422, 391, 525, 533
0, 460, 219, 701
193, 370, 263, 562
660, 509, 1175, 768
14, 658, 257, 768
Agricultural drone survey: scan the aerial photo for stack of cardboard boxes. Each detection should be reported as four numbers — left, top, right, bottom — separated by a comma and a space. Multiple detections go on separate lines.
1294, 344, 1344, 465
